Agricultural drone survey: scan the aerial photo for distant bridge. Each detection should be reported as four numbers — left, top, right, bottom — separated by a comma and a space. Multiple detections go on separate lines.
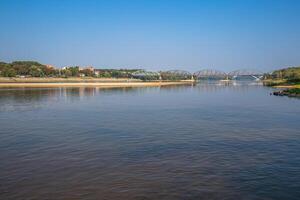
137, 69, 266, 81
194, 69, 228, 80
228, 69, 264, 80
193, 69, 264, 81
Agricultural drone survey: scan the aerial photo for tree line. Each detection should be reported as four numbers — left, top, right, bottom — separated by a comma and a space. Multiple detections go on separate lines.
0, 61, 193, 80
0, 61, 51, 77
265, 67, 300, 82
0, 61, 141, 78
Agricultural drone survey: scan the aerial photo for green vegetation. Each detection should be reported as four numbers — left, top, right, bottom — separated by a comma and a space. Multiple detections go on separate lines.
0, 61, 142, 79
273, 88, 300, 97
131, 70, 161, 81
286, 88, 300, 94
96, 69, 141, 78
0, 61, 58, 77
0, 61, 196, 81
265, 66, 300, 84
160, 71, 192, 81
266, 67, 300, 97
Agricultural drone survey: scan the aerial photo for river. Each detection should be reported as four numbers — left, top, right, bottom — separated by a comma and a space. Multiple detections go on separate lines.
0, 82, 300, 200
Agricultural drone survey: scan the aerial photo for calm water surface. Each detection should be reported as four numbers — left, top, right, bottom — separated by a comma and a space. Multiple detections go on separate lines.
0, 82, 300, 200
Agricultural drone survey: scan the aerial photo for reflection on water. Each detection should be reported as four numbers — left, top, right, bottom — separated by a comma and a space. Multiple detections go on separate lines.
0, 82, 300, 200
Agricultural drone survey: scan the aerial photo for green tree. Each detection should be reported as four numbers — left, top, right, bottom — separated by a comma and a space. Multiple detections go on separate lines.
0, 62, 7, 69
100, 71, 112, 78
111, 70, 122, 78
271, 67, 300, 82
1, 67, 16, 77
80, 69, 94, 77
69, 66, 80, 76
62, 69, 72, 77
43, 66, 58, 76
11, 61, 45, 76
29, 65, 44, 77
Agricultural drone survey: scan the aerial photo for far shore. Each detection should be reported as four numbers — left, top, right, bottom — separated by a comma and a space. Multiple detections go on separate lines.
0, 78, 195, 88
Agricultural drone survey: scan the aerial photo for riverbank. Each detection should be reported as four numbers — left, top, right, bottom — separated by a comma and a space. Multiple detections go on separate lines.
0, 77, 143, 83
0, 79, 194, 88
263, 79, 300, 88
273, 88, 300, 97
264, 79, 300, 97
274, 85, 300, 89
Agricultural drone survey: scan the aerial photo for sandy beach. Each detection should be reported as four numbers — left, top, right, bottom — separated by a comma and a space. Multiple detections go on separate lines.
0, 77, 142, 83
274, 85, 300, 89
0, 81, 194, 88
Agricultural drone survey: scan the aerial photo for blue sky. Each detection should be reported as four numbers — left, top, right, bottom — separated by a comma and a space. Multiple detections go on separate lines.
0, 0, 300, 71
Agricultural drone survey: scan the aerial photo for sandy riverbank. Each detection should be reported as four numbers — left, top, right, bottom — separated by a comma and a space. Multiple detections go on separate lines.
0, 77, 143, 83
0, 81, 194, 88
274, 85, 300, 88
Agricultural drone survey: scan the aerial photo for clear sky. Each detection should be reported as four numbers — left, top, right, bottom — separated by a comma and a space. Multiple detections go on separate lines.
0, 0, 300, 71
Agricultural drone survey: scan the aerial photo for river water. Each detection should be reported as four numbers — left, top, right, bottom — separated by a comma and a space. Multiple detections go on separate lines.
0, 82, 300, 200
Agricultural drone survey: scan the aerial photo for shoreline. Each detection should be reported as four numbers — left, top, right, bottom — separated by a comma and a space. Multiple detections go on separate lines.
0, 81, 194, 88
0, 77, 142, 83
263, 79, 300, 89
273, 85, 300, 89
265, 80, 300, 97
273, 88, 300, 97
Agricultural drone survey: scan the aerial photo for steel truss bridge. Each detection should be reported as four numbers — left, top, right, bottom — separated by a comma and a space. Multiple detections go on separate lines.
130, 69, 265, 81
193, 69, 264, 80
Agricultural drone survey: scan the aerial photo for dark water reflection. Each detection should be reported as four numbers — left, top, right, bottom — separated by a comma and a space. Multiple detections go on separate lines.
0, 82, 300, 200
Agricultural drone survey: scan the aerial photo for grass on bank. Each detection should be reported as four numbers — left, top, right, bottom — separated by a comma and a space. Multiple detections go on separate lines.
264, 79, 300, 88
286, 88, 300, 94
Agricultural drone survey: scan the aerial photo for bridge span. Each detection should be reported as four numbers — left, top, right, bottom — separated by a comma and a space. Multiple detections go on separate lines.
193, 69, 264, 80
138, 69, 266, 81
